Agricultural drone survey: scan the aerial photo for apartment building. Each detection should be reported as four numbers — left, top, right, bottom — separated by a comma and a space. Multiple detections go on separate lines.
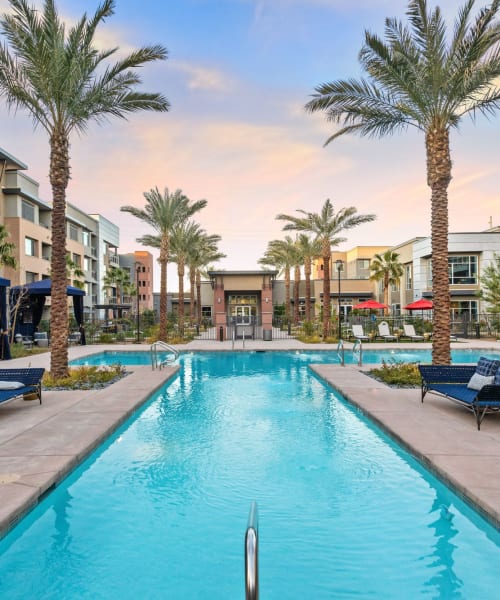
119, 251, 154, 312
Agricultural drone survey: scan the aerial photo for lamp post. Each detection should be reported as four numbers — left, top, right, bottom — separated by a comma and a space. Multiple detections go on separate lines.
135, 263, 142, 344
335, 259, 344, 340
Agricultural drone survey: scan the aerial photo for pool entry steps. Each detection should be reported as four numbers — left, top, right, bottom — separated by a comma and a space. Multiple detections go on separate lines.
245, 501, 259, 600
150, 341, 179, 369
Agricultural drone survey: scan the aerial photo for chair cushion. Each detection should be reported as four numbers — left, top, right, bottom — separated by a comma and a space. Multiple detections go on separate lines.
495, 369, 500, 385
467, 373, 495, 391
0, 380, 25, 390
475, 356, 500, 376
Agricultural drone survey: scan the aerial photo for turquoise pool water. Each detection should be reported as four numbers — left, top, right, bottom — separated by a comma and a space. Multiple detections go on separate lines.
70, 347, 500, 366
1, 352, 499, 599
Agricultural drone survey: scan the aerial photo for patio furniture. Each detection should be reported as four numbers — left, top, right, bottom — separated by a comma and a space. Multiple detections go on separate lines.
0, 368, 45, 405
34, 332, 49, 347
351, 324, 369, 342
418, 361, 500, 430
403, 324, 424, 342
377, 321, 397, 342
68, 332, 81, 345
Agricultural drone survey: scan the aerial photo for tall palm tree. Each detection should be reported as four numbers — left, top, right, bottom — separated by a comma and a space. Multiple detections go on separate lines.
296, 233, 322, 322
0, 224, 16, 270
277, 200, 375, 338
259, 237, 297, 323
103, 266, 131, 305
291, 240, 303, 325
369, 250, 404, 314
0, 0, 169, 378
305, 0, 500, 363
122, 188, 207, 341
171, 221, 204, 337
187, 234, 225, 327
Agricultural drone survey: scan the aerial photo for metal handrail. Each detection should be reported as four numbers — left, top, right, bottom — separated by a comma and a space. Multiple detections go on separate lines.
242, 330, 245, 349
352, 339, 363, 366
150, 341, 179, 370
232, 326, 235, 350
245, 501, 259, 600
337, 339, 345, 366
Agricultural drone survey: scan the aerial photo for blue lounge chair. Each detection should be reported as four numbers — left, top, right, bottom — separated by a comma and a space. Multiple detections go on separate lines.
418, 365, 500, 430
0, 368, 45, 406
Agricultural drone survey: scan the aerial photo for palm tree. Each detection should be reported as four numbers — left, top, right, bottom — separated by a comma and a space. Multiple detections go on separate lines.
296, 234, 322, 322
369, 250, 404, 314
259, 237, 297, 324
277, 200, 375, 338
171, 221, 204, 337
187, 234, 225, 327
305, 0, 500, 363
103, 266, 131, 305
291, 240, 303, 325
122, 188, 207, 341
0, 224, 16, 270
65, 255, 85, 290
0, 0, 169, 378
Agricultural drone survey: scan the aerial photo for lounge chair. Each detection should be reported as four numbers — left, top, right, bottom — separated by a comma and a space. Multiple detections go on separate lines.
34, 331, 49, 347
351, 324, 369, 342
377, 321, 397, 342
0, 368, 45, 406
418, 361, 500, 430
68, 332, 81, 345
403, 324, 424, 342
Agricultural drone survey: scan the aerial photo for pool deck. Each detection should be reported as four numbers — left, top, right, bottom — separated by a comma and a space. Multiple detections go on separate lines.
0, 337, 499, 537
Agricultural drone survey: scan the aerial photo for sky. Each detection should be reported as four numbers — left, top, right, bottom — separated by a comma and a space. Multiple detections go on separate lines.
0, 0, 498, 292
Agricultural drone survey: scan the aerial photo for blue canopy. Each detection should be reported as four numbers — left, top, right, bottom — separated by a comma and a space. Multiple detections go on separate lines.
10, 279, 86, 344
0, 277, 11, 360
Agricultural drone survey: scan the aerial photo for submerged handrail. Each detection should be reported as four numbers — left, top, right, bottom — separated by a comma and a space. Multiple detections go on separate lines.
352, 339, 363, 366
245, 501, 259, 600
150, 341, 179, 370
337, 339, 345, 366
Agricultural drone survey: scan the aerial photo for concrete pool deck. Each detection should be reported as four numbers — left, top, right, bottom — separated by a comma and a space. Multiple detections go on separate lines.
0, 337, 499, 538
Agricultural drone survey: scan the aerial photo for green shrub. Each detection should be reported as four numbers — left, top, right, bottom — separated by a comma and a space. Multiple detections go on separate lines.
43, 364, 127, 390
369, 360, 421, 387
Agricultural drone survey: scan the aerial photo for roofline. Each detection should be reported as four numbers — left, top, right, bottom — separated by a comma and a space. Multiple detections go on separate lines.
0, 147, 28, 171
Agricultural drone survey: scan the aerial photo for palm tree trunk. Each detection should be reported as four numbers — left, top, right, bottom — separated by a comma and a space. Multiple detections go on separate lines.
384, 273, 389, 315
196, 270, 202, 326
178, 259, 185, 336
189, 268, 196, 324
305, 258, 311, 322
285, 269, 291, 322
294, 265, 300, 325
426, 127, 452, 365
49, 131, 70, 379
159, 242, 168, 341
322, 243, 331, 338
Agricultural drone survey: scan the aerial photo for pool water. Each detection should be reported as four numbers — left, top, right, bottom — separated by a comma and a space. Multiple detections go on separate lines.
1, 352, 499, 599
70, 347, 500, 367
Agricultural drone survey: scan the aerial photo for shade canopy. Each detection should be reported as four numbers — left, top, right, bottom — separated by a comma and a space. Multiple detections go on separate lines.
352, 299, 388, 310
404, 298, 433, 311
11, 279, 85, 296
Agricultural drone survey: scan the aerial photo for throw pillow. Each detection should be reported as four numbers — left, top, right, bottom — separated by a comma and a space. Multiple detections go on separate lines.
467, 373, 494, 391
494, 369, 500, 385
0, 380, 25, 390
475, 357, 500, 377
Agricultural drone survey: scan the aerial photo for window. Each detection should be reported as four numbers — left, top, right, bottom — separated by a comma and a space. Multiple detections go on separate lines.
72, 253, 81, 267
358, 259, 370, 269
25, 237, 37, 256
25, 271, 37, 283
69, 224, 79, 242
405, 265, 412, 290
82, 231, 91, 246
391, 303, 401, 315
84, 257, 91, 271
450, 300, 478, 321
449, 255, 477, 285
22, 200, 35, 222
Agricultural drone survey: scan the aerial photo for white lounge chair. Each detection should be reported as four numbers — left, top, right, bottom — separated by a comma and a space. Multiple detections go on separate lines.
403, 324, 424, 342
378, 321, 397, 342
351, 324, 369, 341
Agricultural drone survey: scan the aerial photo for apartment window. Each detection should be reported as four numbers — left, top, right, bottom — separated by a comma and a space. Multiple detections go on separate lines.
83, 257, 91, 271
22, 200, 35, 222
449, 255, 477, 285
450, 300, 478, 320
25, 271, 37, 283
69, 224, 79, 242
72, 253, 81, 268
25, 237, 37, 256
405, 265, 412, 290
82, 231, 91, 246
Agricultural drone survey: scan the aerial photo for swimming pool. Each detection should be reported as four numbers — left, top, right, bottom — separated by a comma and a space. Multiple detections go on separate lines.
70, 347, 500, 366
1, 352, 499, 598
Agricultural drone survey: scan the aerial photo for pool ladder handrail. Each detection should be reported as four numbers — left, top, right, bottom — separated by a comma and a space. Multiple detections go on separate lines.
337, 339, 345, 366
150, 341, 179, 370
245, 501, 259, 600
352, 339, 363, 366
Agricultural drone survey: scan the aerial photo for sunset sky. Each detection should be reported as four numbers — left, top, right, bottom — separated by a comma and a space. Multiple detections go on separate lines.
0, 0, 498, 291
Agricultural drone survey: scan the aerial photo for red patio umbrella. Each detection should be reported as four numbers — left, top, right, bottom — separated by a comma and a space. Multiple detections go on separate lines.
352, 299, 388, 310
403, 298, 433, 311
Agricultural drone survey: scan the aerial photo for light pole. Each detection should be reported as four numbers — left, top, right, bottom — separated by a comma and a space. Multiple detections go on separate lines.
135, 263, 142, 344
336, 259, 344, 340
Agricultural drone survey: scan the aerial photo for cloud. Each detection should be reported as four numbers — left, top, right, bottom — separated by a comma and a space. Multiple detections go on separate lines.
170, 59, 234, 92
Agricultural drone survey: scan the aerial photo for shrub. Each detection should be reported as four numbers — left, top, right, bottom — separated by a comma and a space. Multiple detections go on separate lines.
369, 360, 421, 387
43, 364, 127, 390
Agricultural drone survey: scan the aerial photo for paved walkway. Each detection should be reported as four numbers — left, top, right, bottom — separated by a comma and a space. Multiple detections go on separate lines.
0, 337, 499, 538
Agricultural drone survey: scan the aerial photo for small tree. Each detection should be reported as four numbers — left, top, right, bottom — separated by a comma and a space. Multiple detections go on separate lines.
478, 253, 500, 314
